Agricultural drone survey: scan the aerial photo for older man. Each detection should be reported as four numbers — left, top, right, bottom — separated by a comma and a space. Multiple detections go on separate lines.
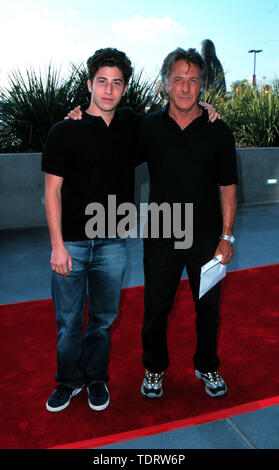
139, 48, 237, 399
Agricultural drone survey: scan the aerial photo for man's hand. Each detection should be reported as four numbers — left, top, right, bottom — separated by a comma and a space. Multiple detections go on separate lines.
199, 101, 220, 122
65, 105, 82, 120
214, 239, 234, 265
50, 245, 72, 276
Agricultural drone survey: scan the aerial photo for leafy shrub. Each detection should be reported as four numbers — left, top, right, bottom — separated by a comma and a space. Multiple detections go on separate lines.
222, 81, 279, 147
201, 77, 279, 147
120, 70, 163, 113
0, 62, 278, 152
0, 65, 88, 152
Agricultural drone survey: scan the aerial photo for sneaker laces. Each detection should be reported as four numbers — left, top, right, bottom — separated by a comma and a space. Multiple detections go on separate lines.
145, 370, 164, 384
206, 371, 222, 384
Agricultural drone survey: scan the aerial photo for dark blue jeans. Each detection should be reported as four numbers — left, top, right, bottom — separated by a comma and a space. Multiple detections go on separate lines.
51, 238, 127, 388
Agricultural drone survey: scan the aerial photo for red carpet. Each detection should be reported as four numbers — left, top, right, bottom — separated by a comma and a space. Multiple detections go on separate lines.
1, 264, 279, 449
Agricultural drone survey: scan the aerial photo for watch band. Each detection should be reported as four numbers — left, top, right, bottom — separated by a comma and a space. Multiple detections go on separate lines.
220, 234, 235, 244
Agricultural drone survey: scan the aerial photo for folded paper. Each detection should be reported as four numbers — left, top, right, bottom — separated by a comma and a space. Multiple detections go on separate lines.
199, 254, 226, 299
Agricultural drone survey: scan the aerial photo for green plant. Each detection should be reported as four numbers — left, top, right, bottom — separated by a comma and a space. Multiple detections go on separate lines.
201, 76, 279, 147
120, 69, 164, 113
0, 64, 87, 153
200, 72, 230, 120
222, 82, 279, 147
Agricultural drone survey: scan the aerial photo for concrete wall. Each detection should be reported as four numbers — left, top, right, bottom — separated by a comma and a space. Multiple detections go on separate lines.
236, 148, 279, 204
0, 153, 45, 230
0, 148, 279, 230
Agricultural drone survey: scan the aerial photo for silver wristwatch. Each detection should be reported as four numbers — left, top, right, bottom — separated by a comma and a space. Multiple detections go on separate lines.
220, 234, 235, 244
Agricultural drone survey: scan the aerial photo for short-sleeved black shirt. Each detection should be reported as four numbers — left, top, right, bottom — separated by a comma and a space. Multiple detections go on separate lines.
42, 107, 140, 241
137, 107, 238, 243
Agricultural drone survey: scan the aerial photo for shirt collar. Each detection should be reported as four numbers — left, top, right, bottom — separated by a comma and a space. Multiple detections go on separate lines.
161, 104, 209, 127
80, 103, 124, 128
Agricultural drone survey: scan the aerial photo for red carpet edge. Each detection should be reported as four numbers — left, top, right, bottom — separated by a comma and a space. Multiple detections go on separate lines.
49, 395, 279, 449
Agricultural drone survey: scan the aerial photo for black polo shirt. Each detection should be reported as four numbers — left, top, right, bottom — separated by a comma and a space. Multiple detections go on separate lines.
137, 107, 238, 244
42, 107, 140, 241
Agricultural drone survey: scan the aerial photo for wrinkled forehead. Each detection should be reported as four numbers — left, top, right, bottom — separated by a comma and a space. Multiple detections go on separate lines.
169, 59, 201, 77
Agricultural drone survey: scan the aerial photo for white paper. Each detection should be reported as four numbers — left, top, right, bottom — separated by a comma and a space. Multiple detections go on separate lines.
199, 255, 226, 299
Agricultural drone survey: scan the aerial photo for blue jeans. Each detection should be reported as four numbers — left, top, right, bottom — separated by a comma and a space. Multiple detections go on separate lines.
51, 238, 127, 388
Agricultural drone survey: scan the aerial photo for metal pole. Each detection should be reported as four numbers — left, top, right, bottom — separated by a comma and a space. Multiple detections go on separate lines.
253, 53, 256, 87
248, 49, 263, 87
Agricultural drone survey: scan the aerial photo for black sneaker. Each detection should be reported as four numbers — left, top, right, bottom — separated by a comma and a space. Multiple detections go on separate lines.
141, 370, 164, 398
87, 383, 110, 411
195, 369, 227, 397
46, 384, 82, 412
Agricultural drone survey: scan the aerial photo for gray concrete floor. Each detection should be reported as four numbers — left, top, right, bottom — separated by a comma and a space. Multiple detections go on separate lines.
0, 202, 279, 450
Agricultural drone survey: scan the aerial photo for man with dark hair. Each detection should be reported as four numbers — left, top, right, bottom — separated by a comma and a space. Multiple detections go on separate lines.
87, 48, 133, 86
139, 47, 237, 399
42, 48, 139, 413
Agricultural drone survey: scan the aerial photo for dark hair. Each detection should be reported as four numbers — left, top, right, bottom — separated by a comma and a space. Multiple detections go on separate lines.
160, 47, 207, 92
87, 48, 133, 86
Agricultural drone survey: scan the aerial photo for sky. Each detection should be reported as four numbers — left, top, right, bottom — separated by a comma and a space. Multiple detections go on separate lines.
1, 0, 279, 91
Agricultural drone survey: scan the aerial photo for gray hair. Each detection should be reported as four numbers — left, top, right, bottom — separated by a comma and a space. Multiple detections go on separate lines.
160, 47, 207, 95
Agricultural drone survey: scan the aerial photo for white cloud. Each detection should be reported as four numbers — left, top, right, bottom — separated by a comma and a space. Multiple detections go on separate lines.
0, 1, 86, 87
111, 14, 187, 44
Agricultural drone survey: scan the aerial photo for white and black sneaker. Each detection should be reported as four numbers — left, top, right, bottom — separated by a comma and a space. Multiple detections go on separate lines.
141, 370, 164, 398
87, 383, 110, 411
195, 370, 227, 397
46, 384, 83, 412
